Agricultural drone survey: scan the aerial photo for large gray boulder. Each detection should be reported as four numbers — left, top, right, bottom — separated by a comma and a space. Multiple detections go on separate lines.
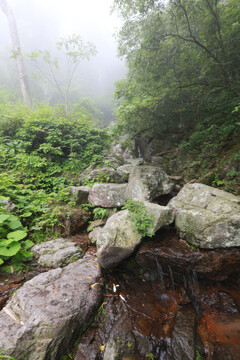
88, 183, 127, 208
97, 203, 174, 269
0, 257, 103, 360
126, 166, 174, 202
32, 238, 84, 268
97, 209, 142, 268
168, 183, 240, 249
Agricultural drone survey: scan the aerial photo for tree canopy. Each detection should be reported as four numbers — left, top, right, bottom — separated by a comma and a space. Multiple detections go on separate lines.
113, 0, 240, 140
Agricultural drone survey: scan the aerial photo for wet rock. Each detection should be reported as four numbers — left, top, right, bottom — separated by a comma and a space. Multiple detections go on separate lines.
126, 166, 174, 202
168, 183, 240, 248
103, 313, 137, 360
0, 257, 103, 360
136, 229, 240, 280
71, 186, 91, 205
97, 209, 142, 268
172, 304, 196, 360
0, 273, 25, 311
88, 183, 127, 208
32, 238, 84, 268
198, 291, 240, 360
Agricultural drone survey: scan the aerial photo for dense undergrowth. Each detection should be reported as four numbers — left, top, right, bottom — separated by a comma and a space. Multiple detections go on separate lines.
0, 103, 110, 271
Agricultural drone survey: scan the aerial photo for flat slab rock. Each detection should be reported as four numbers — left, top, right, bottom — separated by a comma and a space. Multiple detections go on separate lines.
32, 238, 84, 268
88, 183, 127, 208
0, 257, 103, 360
168, 183, 240, 249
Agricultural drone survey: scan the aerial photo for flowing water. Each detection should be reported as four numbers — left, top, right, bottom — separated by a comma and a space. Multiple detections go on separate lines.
74, 228, 240, 360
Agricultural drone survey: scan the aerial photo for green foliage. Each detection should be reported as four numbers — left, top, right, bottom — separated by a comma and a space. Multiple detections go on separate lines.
123, 200, 154, 237
113, 0, 240, 145
196, 350, 204, 360
145, 353, 156, 360
0, 103, 110, 270
93, 207, 110, 220
0, 356, 17, 360
0, 213, 33, 269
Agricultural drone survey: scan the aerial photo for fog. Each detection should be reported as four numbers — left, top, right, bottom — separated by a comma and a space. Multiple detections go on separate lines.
0, 0, 125, 124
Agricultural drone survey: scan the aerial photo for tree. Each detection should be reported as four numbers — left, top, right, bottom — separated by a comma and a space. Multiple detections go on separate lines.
27, 34, 97, 115
0, 0, 31, 106
113, 0, 240, 137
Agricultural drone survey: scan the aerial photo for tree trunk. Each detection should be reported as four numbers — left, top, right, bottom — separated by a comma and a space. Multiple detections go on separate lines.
0, 0, 31, 106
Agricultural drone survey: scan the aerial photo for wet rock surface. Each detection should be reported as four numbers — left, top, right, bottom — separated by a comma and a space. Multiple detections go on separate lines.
0, 272, 25, 310
74, 228, 240, 360
168, 183, 240, 248
136, 228, 240, 280
0, 256, 103, 360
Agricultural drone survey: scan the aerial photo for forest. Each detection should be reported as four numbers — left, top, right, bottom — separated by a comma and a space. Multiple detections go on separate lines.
0, 1, 240, 359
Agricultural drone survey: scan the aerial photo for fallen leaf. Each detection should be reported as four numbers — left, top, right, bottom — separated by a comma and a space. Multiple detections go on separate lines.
84, 276, 93, 279
100, 345, 105, 351
91, 282, 100, 288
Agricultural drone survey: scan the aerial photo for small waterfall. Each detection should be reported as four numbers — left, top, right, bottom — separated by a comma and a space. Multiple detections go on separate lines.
168, 265, 175, 292
137, 145, 143, 158
156, 258, 165, 291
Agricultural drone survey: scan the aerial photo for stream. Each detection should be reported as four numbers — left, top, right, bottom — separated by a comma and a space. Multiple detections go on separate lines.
75, 227, 240, 360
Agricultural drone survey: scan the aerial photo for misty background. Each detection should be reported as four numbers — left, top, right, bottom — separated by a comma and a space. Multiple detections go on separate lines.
0, 0, 125, 125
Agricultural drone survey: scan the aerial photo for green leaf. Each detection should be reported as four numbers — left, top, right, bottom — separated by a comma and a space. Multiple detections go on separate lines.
7, 230, 27, 241
22, 239, 34, 249
0, 257, 4, 265
0, 214, 9, 224
0, 241, 21, 256
7, 218, 22, 230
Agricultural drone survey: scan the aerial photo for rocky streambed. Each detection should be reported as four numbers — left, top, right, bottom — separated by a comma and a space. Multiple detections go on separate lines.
74, 227, 240, 360
0, 156, 239, 360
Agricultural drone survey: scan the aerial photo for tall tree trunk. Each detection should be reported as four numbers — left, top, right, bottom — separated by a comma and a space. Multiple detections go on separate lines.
0, 0, 31, 106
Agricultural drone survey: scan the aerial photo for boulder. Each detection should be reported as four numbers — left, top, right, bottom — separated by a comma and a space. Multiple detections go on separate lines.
32, 238, 84, 268
116, 164, 134, 181
126, 166, 174, 202
71, 186, 90, 205
86, 167, 126, 184
97, 204, 173, 269
97, 210, 142, 268
88, 183, 127, 208
168, 183, 240, 249
0, 257, 103, 360
143, 201, 174, 233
